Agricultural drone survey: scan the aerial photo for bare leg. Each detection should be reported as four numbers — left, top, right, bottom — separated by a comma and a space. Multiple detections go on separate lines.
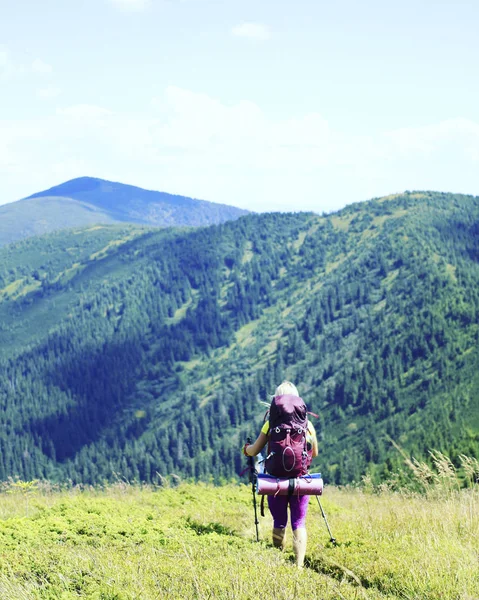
272, 527, 286, 550
292, 527, 307, 568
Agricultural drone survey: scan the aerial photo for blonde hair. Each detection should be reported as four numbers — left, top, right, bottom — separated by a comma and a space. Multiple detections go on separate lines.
274, 380, 299, 398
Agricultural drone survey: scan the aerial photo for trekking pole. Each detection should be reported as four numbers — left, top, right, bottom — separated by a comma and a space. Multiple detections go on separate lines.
247, 437, 260, 542
316, 496, 336, 546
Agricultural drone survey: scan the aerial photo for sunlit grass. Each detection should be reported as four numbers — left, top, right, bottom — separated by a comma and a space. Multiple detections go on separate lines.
0, 466, 477, 599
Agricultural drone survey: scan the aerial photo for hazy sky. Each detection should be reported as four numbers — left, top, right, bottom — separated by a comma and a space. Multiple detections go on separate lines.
1, 0, 478, 212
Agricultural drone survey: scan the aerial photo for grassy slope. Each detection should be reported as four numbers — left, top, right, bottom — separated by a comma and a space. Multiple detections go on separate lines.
0, 480, 477, 600
0, 198, 120, 247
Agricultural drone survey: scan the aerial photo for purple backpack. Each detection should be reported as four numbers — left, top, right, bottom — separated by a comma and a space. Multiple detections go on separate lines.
265, 394, 312, 478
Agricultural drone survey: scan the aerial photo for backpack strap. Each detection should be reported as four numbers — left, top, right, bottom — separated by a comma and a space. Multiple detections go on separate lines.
288, 478, 296, 496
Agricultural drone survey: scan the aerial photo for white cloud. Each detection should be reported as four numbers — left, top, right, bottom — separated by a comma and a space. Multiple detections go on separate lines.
31, 58, 53, 75
0, 48, 54, 79
0, 48, 22, 78
232, 22, 271, 41
384, 118, 479, 162
0, 50, 8, 69
56, 104, 112, 119
108, 0, 151, 11
1, 88, 479, 210
37, 87, 62, 99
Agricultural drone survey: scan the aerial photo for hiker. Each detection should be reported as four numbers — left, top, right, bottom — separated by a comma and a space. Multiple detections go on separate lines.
243, 381, 318, 568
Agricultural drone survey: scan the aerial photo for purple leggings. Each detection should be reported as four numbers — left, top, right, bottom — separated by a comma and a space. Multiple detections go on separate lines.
267, 494, 310, 530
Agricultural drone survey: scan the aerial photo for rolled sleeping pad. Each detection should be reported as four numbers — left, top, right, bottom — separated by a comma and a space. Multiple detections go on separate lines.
256, 473, 323, 496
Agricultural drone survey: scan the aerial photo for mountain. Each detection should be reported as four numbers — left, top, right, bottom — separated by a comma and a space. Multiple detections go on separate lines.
0, 176, 250, 246
1, 190, 479, 485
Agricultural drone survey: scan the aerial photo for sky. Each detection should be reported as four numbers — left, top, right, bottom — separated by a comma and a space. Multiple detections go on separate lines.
1, 0, 478, 213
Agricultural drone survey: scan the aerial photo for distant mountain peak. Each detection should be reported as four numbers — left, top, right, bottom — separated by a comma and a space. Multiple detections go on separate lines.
26, 176, 104, 197
25, 176, 184, 200
0, 177, 250, 247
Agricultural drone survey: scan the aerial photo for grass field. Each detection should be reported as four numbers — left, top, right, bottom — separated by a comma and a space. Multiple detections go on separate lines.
0, 468, 477, 600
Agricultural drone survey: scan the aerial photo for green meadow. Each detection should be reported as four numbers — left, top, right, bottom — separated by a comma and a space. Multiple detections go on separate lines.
0, 466, 477, 600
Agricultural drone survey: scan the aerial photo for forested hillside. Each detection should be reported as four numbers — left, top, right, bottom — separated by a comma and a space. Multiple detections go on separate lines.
1, 190, 479, 485
0, 176, 249, 246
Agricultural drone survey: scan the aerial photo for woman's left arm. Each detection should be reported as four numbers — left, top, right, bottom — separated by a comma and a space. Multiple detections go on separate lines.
244, 432, 268, 457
